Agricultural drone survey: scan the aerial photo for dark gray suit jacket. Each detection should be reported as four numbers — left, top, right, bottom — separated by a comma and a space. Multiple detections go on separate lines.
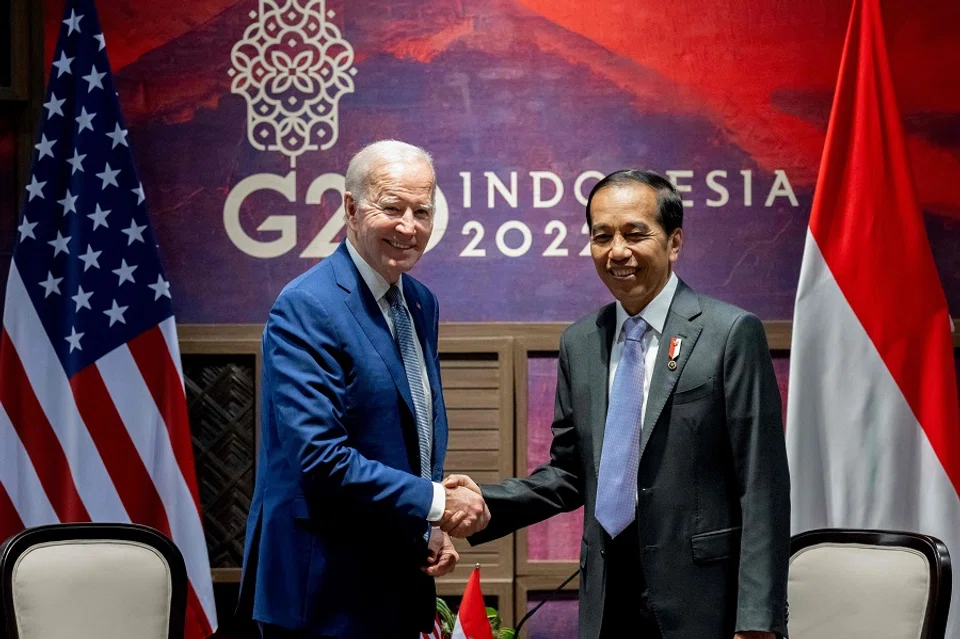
471, 280, 790, 639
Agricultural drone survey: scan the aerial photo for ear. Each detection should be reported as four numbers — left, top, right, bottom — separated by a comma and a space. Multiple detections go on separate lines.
344, 191, 359, 230
668, 227, 683, 263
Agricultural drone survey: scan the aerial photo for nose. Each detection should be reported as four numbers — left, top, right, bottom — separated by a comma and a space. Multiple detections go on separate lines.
395, 209, 416, 236
609, 235, 631, 261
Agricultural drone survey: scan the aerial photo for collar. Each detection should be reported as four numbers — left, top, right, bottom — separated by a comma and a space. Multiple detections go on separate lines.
345, 238, 404, 304
614, 271, 679, 342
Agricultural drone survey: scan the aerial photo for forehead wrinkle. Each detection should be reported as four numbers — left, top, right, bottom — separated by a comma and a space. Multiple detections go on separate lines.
369, 183, 434, 209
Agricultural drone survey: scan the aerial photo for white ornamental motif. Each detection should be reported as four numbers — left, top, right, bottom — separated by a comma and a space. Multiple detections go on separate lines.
228, 0, 357, 166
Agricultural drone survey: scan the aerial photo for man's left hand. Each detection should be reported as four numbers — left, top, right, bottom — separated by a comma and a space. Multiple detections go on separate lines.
735, 633, 776, 639
422, 528, 459, 577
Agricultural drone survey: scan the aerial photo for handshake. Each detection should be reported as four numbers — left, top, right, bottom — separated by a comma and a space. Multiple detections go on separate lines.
431, 474, 489, 538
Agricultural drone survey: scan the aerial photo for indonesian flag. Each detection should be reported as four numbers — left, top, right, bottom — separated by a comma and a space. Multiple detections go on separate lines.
451, 567, 494, 639
786, 1, 960, 638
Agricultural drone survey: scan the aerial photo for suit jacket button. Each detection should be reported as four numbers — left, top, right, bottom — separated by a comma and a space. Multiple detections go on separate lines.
600, 549, 606, 558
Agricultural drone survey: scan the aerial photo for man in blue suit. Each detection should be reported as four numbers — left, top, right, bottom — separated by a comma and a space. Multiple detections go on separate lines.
239, 140, 489, 638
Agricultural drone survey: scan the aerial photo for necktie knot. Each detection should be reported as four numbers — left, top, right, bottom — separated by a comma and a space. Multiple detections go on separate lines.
385, 284, 403, 309
623, 316, 649, 342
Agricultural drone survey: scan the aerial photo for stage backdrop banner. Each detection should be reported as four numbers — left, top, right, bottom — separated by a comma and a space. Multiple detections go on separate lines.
41, 0, 960, 323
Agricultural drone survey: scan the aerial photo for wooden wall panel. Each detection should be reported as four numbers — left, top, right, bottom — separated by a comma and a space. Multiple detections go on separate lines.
183, 354, 256, 573
436, 337, 515, 584
180, 330, 261, 588
513, 332, 581, 580
515, 574, 581, 636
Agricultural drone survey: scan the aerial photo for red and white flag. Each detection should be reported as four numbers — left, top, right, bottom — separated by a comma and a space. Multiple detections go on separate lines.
451, 567, 495, 639
0, 0, 216, 637
786, 1, 960, 637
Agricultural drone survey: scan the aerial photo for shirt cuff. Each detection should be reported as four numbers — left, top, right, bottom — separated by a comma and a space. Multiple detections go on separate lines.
427, 482, 445, 521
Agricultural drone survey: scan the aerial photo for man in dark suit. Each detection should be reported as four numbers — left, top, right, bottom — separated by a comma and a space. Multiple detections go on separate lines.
448, 170, 790, 639
239, 140, 489, 639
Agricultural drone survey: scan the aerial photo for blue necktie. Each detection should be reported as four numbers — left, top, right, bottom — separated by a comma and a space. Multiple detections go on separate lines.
385, 285, 432, 481
595, 315, 650, 538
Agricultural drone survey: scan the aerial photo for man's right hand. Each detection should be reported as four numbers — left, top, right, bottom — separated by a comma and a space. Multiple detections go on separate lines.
434, 474, 489, 538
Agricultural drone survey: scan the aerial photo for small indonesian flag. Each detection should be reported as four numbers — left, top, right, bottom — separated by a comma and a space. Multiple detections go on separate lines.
451, 567, 494, 639
668, 337, 682, 360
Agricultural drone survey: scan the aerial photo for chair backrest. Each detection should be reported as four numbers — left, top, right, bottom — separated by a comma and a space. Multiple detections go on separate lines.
789, 528, 951, 639
0, 523, 187, 639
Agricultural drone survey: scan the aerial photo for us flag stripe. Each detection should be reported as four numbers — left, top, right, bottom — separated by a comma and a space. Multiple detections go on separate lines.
70, 361, 173, 533
0, 482, 26, 544
159, 316, 185, 384
128, 326, 203, 510
1, 330, 90, 523
0, 405, 54, 540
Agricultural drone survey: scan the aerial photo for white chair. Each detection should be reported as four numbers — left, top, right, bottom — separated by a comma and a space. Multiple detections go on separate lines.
788, 528, 951, 639
0, 523, 187, 639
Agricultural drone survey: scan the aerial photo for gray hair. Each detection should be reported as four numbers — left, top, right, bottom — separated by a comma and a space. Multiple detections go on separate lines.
344, 140, 436, 205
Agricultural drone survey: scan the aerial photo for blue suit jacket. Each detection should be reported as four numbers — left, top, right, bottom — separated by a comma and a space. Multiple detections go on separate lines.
239, 242, 449, 638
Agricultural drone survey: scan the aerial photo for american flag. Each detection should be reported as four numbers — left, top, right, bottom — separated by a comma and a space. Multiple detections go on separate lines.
422, 614, 444, 639
0, 0, 216, 637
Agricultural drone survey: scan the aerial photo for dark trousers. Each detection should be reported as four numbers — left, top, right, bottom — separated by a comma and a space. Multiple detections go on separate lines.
259, 622, 417, 639
599, 521, 663, 639
258, 623, 337, 639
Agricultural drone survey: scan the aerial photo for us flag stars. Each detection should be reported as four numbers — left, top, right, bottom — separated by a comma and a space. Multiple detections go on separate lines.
11, 4, 177, 372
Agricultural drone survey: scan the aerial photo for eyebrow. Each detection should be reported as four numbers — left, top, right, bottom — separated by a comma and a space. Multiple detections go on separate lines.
379, 196, 433, 212
591, 221, 650, 234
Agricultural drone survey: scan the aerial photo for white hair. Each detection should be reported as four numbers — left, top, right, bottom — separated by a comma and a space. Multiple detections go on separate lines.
344, 139, 435, 205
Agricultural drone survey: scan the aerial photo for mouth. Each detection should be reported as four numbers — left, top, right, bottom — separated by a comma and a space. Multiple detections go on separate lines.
385, 239, 416, 251
608, 266, 638, 280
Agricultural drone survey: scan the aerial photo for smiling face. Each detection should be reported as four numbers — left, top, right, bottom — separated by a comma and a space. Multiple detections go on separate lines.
589, 182, 683, 315
344, 156, 436, 284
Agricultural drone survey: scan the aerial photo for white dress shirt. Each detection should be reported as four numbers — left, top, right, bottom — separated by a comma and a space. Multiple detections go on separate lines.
608, 271, 680, 425
345, 240, 445, 521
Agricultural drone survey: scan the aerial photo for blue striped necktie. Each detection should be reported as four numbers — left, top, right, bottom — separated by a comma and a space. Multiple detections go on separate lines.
595, 315, 650, 538
385, 285, 432, 480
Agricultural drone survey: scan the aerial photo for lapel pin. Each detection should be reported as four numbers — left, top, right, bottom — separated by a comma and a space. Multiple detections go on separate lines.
667, 337, 682, 371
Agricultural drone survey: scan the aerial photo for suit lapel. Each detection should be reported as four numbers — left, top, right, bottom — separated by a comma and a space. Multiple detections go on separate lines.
639, 281, 702, 461
590, 304, 617, 476
333, 244, 416, 419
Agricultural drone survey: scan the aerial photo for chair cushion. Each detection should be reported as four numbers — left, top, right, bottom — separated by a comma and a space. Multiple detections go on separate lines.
10, 538, 173, 639
788, 542, 930, 639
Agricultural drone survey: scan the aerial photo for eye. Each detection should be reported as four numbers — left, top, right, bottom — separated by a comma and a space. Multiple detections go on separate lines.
591, 234, 610, 243
384, 205, 400, 213
415, 209, 431, 218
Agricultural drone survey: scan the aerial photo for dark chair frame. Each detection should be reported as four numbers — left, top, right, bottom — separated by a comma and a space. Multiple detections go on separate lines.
791, 528, 952, 639
0, 522, 187, 639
